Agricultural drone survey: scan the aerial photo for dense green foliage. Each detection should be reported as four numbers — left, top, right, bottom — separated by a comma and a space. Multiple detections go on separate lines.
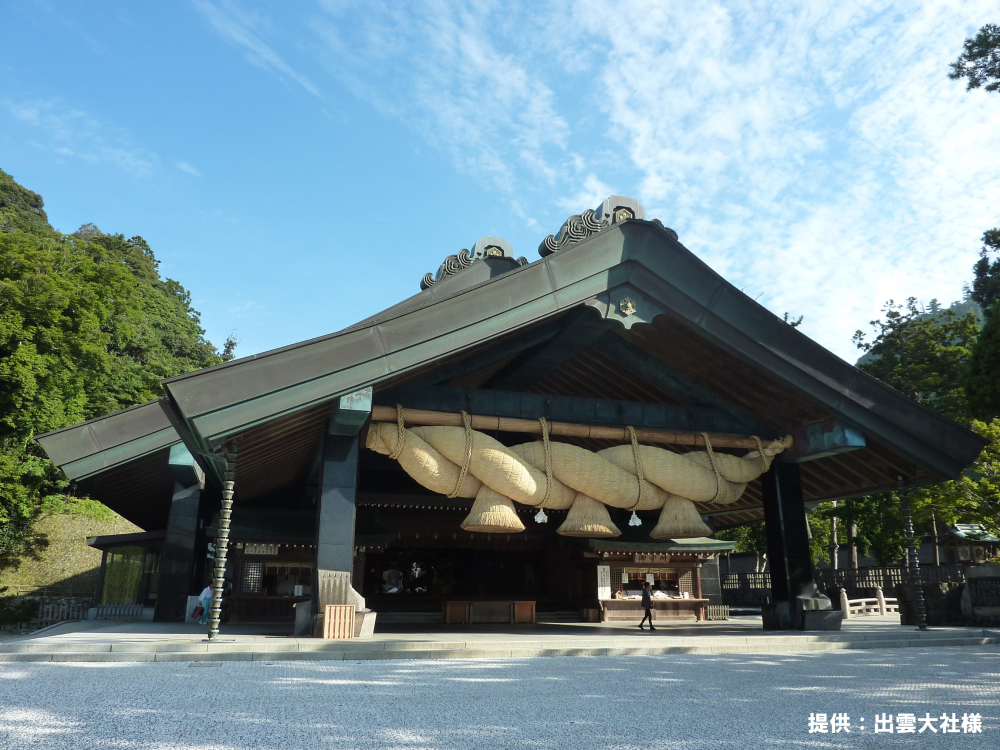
853, 298, 979, 421
965, 231, 1000, 420
949, 23, 1000, 93
970, 229, 1000, 310
0, 168, 233, 572
911, 420, 1000, 532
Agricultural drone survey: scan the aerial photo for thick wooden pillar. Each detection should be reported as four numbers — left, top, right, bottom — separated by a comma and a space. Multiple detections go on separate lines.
314, 433, 361, 618
154, 445, 205, 622
761, 461, 815, 630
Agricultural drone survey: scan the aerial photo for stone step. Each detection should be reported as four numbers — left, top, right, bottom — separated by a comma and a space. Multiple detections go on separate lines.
1, 630, 995, 662
0, 626, 985, 654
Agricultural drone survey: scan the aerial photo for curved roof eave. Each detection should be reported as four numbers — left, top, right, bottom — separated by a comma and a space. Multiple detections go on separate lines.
158, 219, 984, 481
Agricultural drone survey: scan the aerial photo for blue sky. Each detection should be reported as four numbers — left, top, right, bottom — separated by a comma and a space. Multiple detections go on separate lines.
1, 1, 998, 362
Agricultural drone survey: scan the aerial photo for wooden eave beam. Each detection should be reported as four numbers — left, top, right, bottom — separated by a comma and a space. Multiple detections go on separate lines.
369, 405, 784, 450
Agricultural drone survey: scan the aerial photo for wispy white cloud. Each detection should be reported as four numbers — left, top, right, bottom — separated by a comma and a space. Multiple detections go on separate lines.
192, 0, 322, 98
187, 1, 1000, 361
557, 0, 1000, 359
175, 161, 202, 177
309, 0, 570, 195
557, 174, 615, 214
6, 98, 158, 177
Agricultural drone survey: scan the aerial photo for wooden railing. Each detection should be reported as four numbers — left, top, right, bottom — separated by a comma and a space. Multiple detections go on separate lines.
839, 587, 899, 618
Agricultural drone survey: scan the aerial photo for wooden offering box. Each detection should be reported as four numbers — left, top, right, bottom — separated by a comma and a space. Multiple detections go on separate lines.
443, 600, 536, 624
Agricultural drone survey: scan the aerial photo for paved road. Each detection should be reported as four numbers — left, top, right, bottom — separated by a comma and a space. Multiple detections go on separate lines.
2, 646, 996, 749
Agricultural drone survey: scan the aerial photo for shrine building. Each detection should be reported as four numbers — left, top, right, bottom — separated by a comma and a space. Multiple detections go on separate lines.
37, 196, 986, 634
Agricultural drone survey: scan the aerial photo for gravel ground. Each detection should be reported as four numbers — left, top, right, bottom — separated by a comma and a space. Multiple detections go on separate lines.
1, 646, 997, 749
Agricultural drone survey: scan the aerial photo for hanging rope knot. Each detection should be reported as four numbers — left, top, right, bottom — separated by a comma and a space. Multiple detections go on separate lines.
702, 432, 724, 503
448, 410, 474, 498
753, 436, 772, 472
627, 426, 645, 512
538, 417, 553, 509
389, 404, 406, 460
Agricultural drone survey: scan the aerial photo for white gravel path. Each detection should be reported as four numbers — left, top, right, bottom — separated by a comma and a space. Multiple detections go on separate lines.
1, 646, 997, 749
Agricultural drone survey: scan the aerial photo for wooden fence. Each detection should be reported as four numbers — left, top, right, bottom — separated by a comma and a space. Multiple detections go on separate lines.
94, 604, 145, 621
721, 565, 969, 606
36, 600, 90, 628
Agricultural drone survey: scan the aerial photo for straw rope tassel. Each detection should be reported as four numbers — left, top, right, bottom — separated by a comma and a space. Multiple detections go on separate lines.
534, 418, 553, 523
627, 426, 644, 527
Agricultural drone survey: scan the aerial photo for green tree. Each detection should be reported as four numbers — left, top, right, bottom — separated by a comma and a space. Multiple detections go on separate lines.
964, 231, 1000, 420
911, 419, 1000, 536
969, 229, 1000, 310
817, 496, 907, 566
0, 168, 234, 571
853, 298, 979, 422
716, 521, 769, 571
949, 23, 1000, 93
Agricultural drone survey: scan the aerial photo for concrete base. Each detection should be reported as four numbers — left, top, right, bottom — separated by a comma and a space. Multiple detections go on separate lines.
802, 610, 843, 631
293, 601, 312, 637
354, 610, 377, 638
3, 617, 996, 663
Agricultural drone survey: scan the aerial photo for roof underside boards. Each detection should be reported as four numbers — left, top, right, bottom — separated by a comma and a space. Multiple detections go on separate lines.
35, 399, 181, 482
76, 446, 175, 531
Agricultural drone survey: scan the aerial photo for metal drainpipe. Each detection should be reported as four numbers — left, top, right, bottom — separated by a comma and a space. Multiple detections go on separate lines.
899, 480, 928, 631
208, 442, 237, 640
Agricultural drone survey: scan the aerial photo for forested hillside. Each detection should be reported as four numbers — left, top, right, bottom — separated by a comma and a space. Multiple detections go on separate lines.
0, 168, 234, 573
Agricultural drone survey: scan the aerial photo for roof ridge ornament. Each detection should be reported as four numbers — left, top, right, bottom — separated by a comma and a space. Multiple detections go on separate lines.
420, 236, 527, 290
539, 195, 678, 257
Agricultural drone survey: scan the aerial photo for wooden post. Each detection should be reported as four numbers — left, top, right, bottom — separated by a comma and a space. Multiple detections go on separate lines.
931, 513, 940, 566
314, 433, 361, 627
695, 566, 704, 621
761, 461, 815, 630
94, 549, 108, 607
207, 442, 236, 640
156, 445, 205, 622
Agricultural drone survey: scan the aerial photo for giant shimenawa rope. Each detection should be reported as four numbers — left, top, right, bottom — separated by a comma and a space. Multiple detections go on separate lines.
366, 419, 792, 538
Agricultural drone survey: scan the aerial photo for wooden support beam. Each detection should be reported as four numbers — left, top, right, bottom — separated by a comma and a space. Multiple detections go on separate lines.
369, 405, 785, 451
379, 385, 763, 436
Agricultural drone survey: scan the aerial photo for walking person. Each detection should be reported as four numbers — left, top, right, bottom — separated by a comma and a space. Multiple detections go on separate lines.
638, 581, 656, 631
196, 584, 212, 625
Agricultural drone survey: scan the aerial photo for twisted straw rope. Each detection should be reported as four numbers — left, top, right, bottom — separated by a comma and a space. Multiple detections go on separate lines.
448, 411, 475, 498
389, 404, 406, 460
538, 417, 554, 509
754, 435, 772, 473
701, 432, 724, 503
626, 426, 645, 511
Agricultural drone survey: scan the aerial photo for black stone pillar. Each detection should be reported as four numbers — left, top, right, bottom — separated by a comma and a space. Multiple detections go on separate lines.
154, 445, 206, 622
314, 433, 360, 616
761, 460, 815, 629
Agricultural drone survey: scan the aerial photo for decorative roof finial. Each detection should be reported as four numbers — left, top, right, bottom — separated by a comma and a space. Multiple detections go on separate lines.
420, 236, 527, 290
538, 195, 677, 257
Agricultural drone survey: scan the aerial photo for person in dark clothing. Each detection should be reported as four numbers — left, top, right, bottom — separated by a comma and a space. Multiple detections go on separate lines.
639, 581, 655, 630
